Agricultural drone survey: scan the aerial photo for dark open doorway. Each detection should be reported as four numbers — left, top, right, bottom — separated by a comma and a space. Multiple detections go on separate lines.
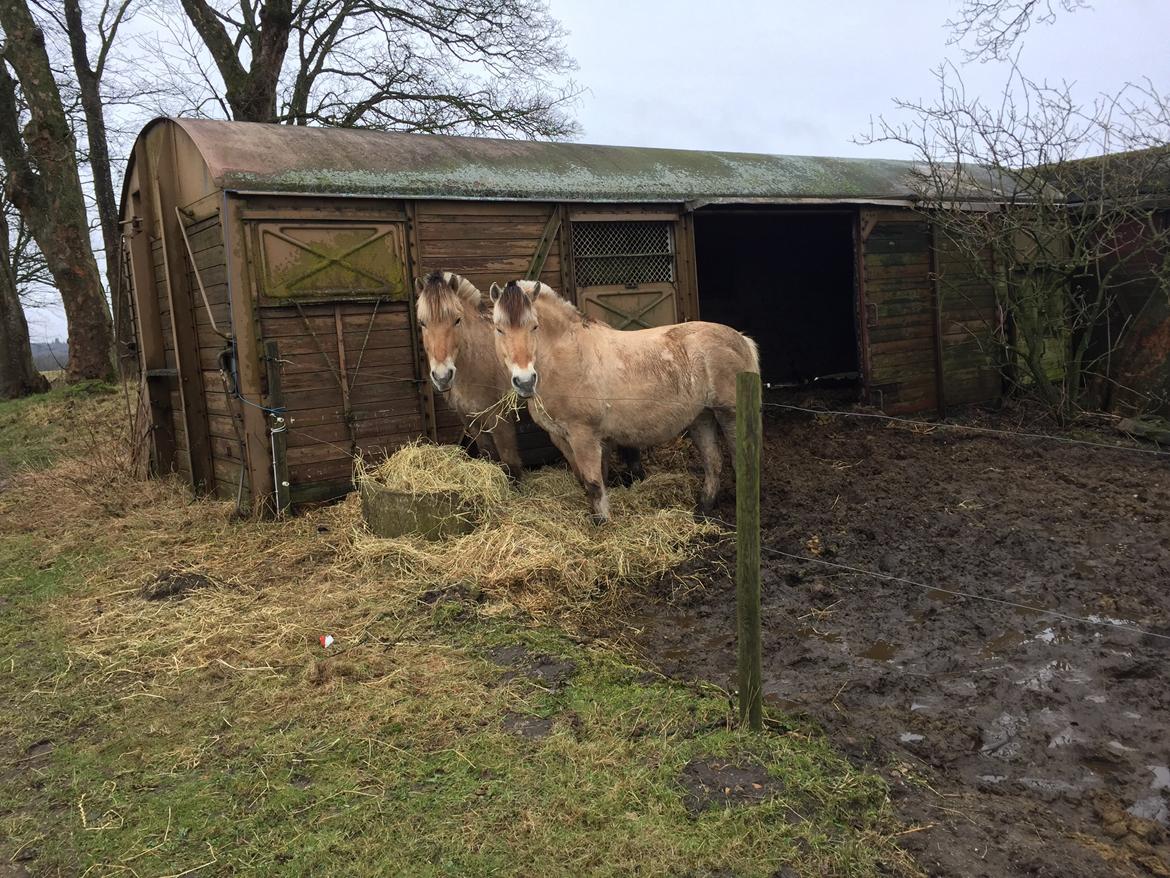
693, 211, 859, 386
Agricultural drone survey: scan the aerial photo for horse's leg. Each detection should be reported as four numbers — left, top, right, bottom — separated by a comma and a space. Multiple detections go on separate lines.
713, 407, 736, 450
488, 421, 524, 482
567, 431, 608, 524
617, 446, 646, 486
549, 432, 584, 486
689, 411, 722, 514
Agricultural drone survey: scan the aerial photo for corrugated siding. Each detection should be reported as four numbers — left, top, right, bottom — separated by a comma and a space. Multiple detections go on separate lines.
863, 215, 939, 414
414, 200, 564, 450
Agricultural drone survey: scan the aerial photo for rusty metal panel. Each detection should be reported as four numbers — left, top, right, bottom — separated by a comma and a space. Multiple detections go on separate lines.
251, 221, 410, 302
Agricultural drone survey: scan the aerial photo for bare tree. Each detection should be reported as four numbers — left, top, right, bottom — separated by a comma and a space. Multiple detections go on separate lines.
0, 165, 48, 398
0, 0, 113, 382
153, 0, 579, 137
55, 0, 136, 373
863, 63, 1170, 420
947, 0, 1089, 62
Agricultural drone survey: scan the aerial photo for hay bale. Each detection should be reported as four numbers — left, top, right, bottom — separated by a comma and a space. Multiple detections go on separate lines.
356, 442, 512, 539
360, 483, 475, 540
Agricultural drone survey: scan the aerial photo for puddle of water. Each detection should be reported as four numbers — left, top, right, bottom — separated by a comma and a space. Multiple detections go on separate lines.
1032, 627, 1071, 645
1129, 796, 1169, 825
981, 631, 1028, 657
1084, 758, 1122, 778
899, 732, 925, 744
1149, 765, 1170, 792
859, 639, 901, 662
763, 692, 802, 712
977, 774, 1008, 784
1014, 660, 1090, 692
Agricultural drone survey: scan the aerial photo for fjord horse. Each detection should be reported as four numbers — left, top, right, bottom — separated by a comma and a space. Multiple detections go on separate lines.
416, 272, 645, 484
415, 271, 524, 477
489, 280, 759, 522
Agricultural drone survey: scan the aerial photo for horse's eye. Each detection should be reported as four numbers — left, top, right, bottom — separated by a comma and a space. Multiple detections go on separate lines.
454, 317, 462, 326
495, 327, 503, 335
419, 320, 426, 328
531, 325, 539, 333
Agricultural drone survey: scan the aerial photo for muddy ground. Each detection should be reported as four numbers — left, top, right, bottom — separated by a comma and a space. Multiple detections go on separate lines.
607, 401, 1170, 877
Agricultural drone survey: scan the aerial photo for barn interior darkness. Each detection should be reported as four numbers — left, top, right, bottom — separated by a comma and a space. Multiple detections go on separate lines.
694, 211, 858, 385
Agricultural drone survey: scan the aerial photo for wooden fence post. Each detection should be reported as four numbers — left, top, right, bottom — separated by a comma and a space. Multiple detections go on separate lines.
736, 370, 763, 731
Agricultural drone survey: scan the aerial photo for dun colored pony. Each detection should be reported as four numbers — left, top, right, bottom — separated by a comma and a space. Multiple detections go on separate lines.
489, 280, 759, 522
415, 271, 524, 478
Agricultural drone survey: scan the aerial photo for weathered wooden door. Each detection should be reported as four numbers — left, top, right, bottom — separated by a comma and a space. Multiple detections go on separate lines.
247, 211, 428, 502
571, 217, 680, 329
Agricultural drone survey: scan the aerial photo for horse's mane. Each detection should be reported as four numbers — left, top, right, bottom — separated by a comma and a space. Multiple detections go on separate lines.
514, 280, 585, 326
417, 270, 481, 322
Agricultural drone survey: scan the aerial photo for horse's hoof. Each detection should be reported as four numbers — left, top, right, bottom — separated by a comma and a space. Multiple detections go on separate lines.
629, 464, 647, 483
590, 513, 609, 526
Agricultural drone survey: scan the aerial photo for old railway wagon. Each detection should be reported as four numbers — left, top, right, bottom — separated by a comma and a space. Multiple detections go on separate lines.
121, 118, 1002, 510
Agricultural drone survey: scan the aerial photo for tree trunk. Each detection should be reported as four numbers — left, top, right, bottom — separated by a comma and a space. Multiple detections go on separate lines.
178, 0, 292, 123
62, 0, 135, 377
0, 206, 48, 398
0, 0, 113, 383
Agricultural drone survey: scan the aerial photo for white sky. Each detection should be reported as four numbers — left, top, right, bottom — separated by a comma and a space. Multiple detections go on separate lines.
25, 0, 1170, 341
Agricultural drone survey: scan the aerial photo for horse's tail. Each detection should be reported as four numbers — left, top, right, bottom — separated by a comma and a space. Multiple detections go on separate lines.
741, 333, 761, 375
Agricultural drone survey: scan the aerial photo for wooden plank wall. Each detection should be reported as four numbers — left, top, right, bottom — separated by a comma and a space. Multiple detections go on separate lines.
863, 210, 1001, 414
151, 238, 191, 479
181, 213, 247, 500
414, 200, 564, 451
862, 213, 940, 414
934, 235, 1002, 406
259, 301, 426, 502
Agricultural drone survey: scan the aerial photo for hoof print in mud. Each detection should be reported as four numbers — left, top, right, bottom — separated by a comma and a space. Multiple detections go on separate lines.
487, 643, 577, 690
139, 569, 217, 601
679, 758, 780, 816
501, 712, 554, 740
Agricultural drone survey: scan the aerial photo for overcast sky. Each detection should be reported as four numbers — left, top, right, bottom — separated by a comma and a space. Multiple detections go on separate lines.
25, 0, 1170, 341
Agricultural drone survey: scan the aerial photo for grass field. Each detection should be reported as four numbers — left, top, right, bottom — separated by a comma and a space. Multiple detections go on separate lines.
0, 385, 916, 877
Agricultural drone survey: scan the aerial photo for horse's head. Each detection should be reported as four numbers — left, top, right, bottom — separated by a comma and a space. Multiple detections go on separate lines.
415, 271, 480, 392
489, 280, 542, 397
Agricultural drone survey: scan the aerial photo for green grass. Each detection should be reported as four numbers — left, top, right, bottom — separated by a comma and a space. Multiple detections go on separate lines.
0, 390, 916, 877
0, 380, 122, 473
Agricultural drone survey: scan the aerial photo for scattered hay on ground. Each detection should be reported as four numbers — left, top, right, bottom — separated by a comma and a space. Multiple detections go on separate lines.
348, 446, 723, 620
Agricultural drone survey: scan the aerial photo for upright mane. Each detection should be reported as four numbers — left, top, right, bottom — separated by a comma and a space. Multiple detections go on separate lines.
514, 280, 585, 326
417, 270, 481, 322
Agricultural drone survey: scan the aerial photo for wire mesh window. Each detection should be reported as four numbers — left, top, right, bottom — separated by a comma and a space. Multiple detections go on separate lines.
572, 221, 675, 287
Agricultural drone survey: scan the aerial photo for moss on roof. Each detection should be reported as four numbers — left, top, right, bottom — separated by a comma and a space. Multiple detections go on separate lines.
170, 118, 929, 203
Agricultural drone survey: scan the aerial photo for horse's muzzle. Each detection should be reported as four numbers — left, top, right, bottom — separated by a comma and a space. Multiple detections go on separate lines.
511, 374, 537, 397
431, 366, 455, 392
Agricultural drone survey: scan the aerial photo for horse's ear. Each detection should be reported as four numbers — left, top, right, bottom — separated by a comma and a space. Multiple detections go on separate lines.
414, 277, 425, 296
489, 283, 503, 303
530, 281, 542, 298
448, 273, 460, 292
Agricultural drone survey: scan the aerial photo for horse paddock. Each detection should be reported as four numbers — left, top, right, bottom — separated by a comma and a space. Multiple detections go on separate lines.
608, 404, 1170, 877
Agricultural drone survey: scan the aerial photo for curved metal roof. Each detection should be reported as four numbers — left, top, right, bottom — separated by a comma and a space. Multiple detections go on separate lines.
168, 118, 929, 203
